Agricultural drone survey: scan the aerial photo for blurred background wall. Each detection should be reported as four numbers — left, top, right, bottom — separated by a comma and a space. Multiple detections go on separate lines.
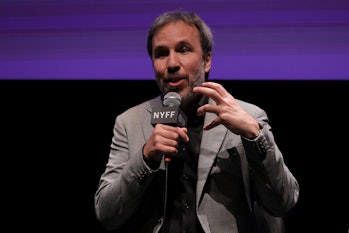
1, 0, 349, 80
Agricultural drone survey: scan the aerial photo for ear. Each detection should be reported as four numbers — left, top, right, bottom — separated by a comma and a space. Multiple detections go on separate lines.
204, 51, 212, 73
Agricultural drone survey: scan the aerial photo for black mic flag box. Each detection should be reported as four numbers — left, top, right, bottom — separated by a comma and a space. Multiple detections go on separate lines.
151, 106, 187, 127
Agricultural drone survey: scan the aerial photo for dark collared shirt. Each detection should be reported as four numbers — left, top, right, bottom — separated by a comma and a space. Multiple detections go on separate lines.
164, 96, 208, 233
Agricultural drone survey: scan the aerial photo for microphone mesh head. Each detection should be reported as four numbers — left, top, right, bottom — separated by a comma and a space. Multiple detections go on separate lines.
163, 92, 181, 107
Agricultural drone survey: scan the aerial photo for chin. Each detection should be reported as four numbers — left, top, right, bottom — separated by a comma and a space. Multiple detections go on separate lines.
165, 86, 183, 96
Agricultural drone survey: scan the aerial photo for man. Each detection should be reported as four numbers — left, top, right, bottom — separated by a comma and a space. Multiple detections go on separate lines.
94, 9, 299, 233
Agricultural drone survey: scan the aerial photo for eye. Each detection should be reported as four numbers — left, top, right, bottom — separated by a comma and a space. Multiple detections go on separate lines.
154, 48, 169, 58
178, 46, 190, 53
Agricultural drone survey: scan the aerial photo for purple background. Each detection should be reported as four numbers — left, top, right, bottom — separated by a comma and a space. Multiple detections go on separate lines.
1, 0, 349, 80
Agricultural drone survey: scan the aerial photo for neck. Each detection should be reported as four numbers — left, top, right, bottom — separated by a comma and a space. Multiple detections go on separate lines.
181, 94, 207, 117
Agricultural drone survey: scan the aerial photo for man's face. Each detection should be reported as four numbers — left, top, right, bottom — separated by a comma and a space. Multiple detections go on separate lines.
151, 20, 211, 104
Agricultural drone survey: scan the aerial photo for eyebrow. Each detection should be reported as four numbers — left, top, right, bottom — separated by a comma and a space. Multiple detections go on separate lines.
177, 40, 192, 47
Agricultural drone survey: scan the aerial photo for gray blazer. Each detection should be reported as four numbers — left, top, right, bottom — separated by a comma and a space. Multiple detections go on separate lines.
94, 95, 299, 233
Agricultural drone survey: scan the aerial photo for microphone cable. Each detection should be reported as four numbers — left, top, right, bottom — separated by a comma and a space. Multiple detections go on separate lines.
158, 92, 183, 232
162, 157, 170, 233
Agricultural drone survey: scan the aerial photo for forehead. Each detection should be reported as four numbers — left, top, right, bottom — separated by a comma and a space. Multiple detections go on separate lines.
153, 20, 200, 44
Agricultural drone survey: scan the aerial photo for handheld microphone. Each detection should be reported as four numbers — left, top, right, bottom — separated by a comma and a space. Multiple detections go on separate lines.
151, 93, 188, 231
151, 92, 188, 162
151, 92, 187, 127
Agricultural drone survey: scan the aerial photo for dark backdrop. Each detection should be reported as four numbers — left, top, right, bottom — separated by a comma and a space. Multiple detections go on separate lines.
1, 80, 348, 232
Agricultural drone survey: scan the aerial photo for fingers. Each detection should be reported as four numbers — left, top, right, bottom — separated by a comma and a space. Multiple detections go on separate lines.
193, 81, 237, 131
203, 119, 219, 130
156, 124, 188, 143
177, 127, 189, 143
146, 124, 189, 158
193, 81, 232, 104
201, 81, 228, 96
194, 82, 229, 117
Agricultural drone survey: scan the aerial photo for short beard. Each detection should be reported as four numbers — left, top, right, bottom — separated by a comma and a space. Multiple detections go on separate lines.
180, 64, 206, 112
155, 61, 207, 110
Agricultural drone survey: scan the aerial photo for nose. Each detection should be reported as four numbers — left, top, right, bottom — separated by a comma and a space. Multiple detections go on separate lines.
167, 52, 180, 74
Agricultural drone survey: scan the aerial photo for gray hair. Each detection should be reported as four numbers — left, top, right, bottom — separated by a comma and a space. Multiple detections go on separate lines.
146, 9, 214, 60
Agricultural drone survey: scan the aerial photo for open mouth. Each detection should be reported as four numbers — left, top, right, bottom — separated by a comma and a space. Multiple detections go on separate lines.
166, 78, 185, 88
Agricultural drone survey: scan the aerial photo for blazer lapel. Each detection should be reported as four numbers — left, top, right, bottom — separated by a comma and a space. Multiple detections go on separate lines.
196, 98, 227, 204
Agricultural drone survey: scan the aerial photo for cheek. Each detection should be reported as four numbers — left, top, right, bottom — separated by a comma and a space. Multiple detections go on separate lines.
185, 57, 203, 72
152, 60, 166, 73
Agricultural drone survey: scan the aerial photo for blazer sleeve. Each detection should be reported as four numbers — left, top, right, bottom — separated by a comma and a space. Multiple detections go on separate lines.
94, 106, 159, 230
241, 106, 300, 217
